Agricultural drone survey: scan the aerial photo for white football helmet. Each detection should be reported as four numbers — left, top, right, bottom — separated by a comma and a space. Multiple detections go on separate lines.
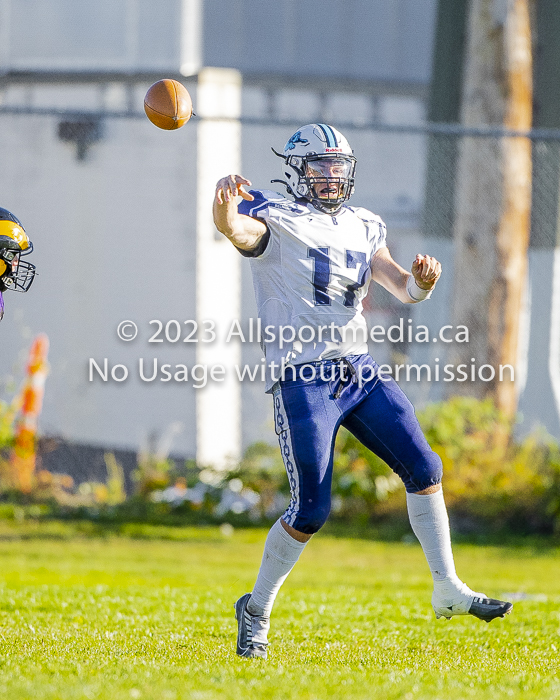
273, 124, 356, 213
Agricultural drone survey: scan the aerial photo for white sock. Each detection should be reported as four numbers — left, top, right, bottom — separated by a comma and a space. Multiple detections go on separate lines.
406, 490, 483, 602
247, 519, 307, 617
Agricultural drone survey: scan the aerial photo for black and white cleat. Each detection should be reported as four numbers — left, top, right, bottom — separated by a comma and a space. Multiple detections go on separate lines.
467, 597, 513, 623
234, 593, 269, 659
433, 588, 513, 622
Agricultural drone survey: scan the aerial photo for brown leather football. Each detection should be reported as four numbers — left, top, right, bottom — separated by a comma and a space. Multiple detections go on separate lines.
144, 79, 193, 130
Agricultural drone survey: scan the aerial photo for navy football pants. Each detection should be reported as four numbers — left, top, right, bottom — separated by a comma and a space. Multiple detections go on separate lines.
273, 354, 442, 534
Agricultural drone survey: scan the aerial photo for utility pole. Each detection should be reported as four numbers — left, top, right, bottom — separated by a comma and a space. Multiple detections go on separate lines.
451, 0, 533, 418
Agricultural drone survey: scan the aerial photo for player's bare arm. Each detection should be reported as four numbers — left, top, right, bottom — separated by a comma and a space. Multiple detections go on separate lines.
213, 174, 267, 251
370, 246, 441, 304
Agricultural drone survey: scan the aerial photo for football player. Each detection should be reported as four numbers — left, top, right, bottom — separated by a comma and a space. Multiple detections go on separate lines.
213, 124, 512, 659
0, 208, 36, 321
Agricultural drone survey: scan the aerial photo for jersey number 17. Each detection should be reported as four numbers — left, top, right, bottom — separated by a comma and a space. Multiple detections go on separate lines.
307, 248, 369, 308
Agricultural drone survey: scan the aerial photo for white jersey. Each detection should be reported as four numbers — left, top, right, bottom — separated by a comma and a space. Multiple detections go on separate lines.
237, 189, 387, 392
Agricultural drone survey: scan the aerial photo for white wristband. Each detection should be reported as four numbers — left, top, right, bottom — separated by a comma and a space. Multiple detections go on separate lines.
406, 275, 433, 302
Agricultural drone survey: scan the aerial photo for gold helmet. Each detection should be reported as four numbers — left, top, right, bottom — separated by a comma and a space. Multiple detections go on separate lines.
0, 208, 36, 294
0, 208, 36, 320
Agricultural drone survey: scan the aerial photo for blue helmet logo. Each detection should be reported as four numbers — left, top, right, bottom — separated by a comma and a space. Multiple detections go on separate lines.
285, 131, 309, 151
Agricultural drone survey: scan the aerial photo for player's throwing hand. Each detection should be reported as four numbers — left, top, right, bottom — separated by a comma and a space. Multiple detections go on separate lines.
411, 254, 441, 290
215, 174, 254, 204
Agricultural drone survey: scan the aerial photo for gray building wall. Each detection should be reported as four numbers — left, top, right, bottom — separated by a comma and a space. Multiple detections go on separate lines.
0, 0, 436, 458
203, 0, 436, 84
0, 103, 199, 455
1, 0, 436, 86
0, 85, 427, 456
1, 0, 183, 72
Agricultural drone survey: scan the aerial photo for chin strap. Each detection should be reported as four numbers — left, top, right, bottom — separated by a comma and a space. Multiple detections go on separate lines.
270, 179, 296, 198
269, 180, 344, 214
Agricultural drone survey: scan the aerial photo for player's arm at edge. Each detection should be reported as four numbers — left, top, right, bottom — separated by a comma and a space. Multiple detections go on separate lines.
213, 174, 268, 252
370, 246, 442, 304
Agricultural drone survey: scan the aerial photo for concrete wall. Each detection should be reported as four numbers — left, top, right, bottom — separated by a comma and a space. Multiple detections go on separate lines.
0, 0, 436, 84
204, 0, 436, 83
1, 0, 185, 72
0, 95, 199, 455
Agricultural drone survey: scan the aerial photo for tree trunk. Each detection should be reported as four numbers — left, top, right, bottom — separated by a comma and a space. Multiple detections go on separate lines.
450, 0, 532, 418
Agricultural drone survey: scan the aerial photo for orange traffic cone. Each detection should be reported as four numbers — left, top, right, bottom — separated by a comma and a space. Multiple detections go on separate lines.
10, 334, 49, 492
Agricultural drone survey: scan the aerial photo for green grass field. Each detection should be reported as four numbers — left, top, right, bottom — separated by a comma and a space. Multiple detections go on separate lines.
0, 521, 558, 699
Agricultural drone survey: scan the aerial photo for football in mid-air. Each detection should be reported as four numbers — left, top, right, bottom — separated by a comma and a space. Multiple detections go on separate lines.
144, 79, 193, 130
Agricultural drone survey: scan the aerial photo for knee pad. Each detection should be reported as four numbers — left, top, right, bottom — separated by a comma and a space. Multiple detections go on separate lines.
405, 449, 443, 493
288, 501, 331, 535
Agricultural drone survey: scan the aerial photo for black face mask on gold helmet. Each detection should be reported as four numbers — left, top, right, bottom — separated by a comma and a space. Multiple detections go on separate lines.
0, 208, 36, 320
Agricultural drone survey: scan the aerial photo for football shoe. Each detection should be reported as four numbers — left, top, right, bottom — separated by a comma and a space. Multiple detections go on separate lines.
433, 584, 513, 622
234, 593, 269, 659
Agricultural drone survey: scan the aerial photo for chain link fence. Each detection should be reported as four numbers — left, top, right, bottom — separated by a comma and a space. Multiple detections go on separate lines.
1, 105, 560, 487
424, 127, 560, 248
